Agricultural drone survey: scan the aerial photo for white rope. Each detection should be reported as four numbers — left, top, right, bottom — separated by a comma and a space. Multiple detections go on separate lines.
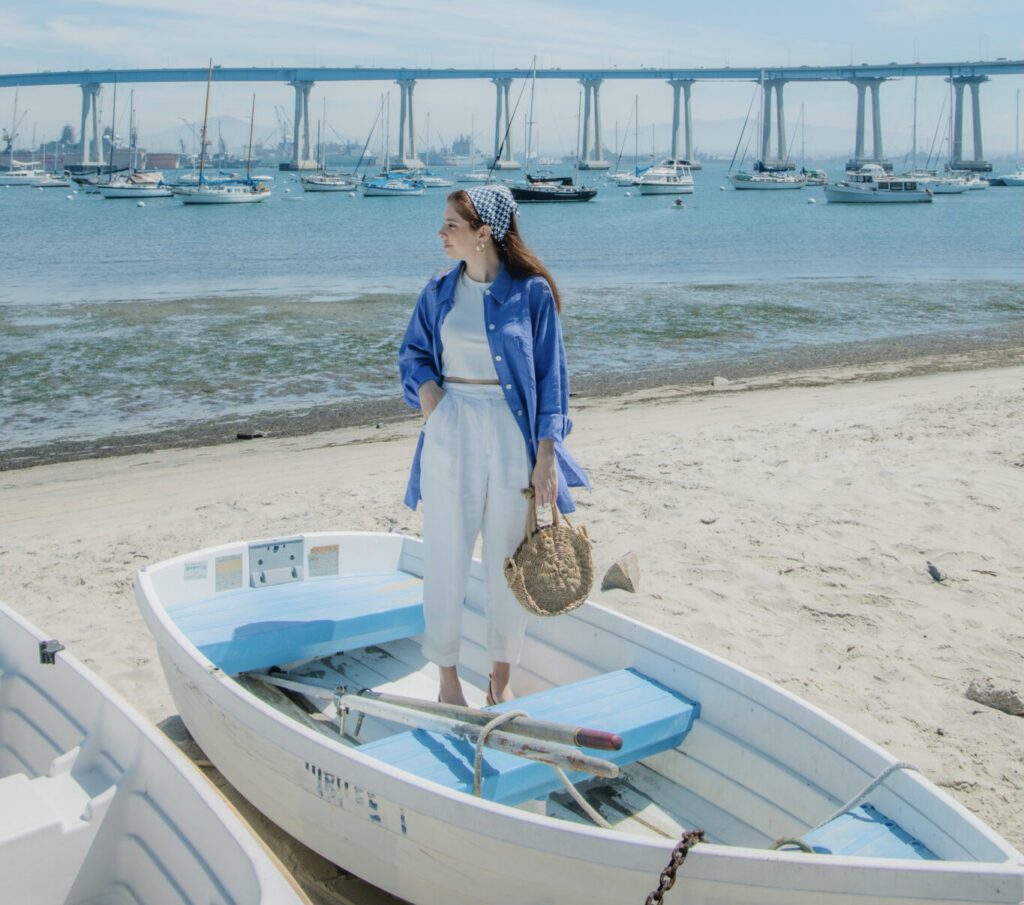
773, 761, 920, 852
554, 766, 613, 829
812, 761, 920, 831
471, 707, 613, 830
473, 710, 529, 797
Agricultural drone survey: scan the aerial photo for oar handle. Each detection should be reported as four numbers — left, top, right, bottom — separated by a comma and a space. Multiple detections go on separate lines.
574, 728, 624, 752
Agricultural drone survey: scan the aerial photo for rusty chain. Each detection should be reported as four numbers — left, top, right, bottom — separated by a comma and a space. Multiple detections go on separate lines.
644, 829, 704, 905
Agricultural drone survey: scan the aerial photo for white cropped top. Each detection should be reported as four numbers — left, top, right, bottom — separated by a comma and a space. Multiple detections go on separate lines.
440, 271, 498, 380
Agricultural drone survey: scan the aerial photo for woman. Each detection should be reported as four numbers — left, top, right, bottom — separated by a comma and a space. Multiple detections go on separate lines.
398, 185, 589, 706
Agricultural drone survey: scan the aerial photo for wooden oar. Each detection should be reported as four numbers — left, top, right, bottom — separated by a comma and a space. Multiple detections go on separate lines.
336, 692, 619, 779
356, 689, 624, 752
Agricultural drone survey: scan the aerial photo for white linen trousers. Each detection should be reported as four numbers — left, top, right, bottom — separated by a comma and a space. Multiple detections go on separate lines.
420, 382, 532, 668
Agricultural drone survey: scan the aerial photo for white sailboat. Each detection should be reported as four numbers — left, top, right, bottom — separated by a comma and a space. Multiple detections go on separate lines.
362, 93, 423, 197
1, 89, 46, 186
301, 104, 357, 192
135, 530, 1024, 905
99, 94, 172, 198
179, 68, 270, 205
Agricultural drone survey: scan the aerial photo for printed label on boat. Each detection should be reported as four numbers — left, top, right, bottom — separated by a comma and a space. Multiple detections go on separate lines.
183, 560, 207, 581
215, 554, 243, 591
308, 544, 339, 577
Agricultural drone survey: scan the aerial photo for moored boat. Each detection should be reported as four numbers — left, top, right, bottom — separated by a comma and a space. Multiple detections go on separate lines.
362, 176, 424, 196
728, 170, 807, 190
824, 164, 933, 203
135, 530, 1024, 905
510, 175, 597, 202
0, 600, 307, 905
300, 172, 357, 192
638, 158, 695, 195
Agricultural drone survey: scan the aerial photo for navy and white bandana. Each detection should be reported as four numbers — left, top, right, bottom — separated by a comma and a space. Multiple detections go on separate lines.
466, 184, 519, 244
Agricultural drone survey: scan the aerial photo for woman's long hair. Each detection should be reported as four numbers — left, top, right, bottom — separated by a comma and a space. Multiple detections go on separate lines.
448, 189, 562, 313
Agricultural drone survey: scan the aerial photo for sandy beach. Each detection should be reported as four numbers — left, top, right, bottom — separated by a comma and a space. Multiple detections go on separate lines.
2, 351, 1022, 901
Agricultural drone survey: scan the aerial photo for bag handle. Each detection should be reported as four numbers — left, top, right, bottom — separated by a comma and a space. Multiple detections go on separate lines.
521, 487, 576, 542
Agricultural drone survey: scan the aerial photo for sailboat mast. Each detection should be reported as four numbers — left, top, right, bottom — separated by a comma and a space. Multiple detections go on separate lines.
107, 78, 118, 179
246, 94, 256, 181
526, 57, 537, 173
911, 76, 918, 169
634, 96, 638, 174
197, 60, 213, 184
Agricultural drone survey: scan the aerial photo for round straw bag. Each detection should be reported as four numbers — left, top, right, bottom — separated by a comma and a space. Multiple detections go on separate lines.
504, 491, 593, 617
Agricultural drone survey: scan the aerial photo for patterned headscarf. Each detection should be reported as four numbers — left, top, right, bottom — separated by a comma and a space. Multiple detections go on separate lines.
466, 184, 519, 244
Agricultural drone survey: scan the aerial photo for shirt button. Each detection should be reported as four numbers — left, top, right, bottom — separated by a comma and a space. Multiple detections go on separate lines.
489, 323, 495, 330
495, 355, 502, 362
517, 410, 523, 417
505, 384, 512, 390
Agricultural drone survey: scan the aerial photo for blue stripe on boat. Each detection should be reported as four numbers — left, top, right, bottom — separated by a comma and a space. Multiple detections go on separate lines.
166, 571, 424, 674
803, 803, 938, 860
360, 668, 699, 806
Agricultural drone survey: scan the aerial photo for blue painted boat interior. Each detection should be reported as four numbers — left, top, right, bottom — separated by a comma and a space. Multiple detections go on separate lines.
166, 571, 424, 674
360, 668, 699, 806
803, 802, 938, 860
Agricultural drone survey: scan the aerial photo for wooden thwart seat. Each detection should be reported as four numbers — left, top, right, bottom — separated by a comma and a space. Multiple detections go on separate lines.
360, 669, 699, 806
166, 571, 424, 675
802, 803, 938, 860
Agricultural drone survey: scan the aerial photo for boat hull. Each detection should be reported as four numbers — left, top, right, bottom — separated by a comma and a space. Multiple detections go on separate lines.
179, 188, 270, 204
729, 176, 806, 190
98, 185, 173, 198
0, 602, 304, 905
135, 532, 1024, 905
638, 181, 695, 195
824, 185, 933, 203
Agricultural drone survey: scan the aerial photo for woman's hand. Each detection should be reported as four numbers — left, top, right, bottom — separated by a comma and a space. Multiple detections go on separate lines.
532, 440, 558, 508
419, 380, 445, 421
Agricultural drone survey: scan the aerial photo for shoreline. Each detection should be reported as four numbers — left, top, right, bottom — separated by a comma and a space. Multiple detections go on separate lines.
4, 332, 1024, 472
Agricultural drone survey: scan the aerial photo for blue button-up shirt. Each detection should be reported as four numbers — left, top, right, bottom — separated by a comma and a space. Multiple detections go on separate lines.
398, 262, 590, 513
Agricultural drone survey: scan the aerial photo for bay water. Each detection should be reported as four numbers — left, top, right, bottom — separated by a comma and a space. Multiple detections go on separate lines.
1, 159, 1021, 466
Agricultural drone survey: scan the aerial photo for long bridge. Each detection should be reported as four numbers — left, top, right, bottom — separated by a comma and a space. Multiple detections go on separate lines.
3, 60, 1022, 172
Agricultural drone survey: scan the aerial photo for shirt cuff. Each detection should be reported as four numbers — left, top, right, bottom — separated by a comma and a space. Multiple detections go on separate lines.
407, 366, 439, 405
537, 413, 572, 442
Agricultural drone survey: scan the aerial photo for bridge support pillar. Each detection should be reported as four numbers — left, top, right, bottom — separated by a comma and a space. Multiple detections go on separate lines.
668, 79, 696, 165
79, 83, 102, 165
491, 78, 519, 170
948, 76, 990, 172
396, 78, 422, 169
578, 78, 608, 169
287, 81, 316, 170
757, 80, 790, 168
848, 78, 889, 169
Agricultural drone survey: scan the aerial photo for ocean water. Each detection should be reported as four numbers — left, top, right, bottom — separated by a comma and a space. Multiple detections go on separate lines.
1, 159, 1022, 465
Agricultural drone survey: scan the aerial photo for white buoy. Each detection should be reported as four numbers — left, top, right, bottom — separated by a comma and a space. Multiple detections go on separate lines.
285, 187, 291, 193
807, 197, 816, 204
137, 201, 145, 207
624, 191, 632, 197
720, 185, 727, 191
66, 194, 73, 200
348, 192, 356, 197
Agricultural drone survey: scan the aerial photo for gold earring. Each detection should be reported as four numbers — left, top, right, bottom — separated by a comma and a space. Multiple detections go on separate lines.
476, 240, 486, 253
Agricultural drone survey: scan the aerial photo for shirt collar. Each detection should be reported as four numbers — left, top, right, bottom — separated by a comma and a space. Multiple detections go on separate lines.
439, 262, 512, 306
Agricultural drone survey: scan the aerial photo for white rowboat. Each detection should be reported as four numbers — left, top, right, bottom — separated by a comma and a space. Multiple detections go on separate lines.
0, 600, 307, 905
135, 531, 1024, 905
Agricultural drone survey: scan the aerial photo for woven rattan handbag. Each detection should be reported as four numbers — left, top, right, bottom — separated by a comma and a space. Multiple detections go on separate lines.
504, 491, 593, 617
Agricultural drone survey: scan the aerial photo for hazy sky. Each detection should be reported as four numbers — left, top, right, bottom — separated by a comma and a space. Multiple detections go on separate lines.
2, 0, 1022, 157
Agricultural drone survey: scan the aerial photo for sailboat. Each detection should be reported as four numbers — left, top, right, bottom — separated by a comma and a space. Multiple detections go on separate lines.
362, 92, 423, 197
0, 88, 47, 186
178, 65, 270, 205
610, 99, 640, 185
511, 68, 597, 203
727, 80, 806, 190
99, 92, 172, 198
991, 89, 1024, 186
302, 102, 357, 192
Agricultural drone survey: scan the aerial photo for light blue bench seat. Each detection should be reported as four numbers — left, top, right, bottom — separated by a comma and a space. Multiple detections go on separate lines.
359, 668, 699, 806
802, 802, 938, 860
166, 571, 424, 675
